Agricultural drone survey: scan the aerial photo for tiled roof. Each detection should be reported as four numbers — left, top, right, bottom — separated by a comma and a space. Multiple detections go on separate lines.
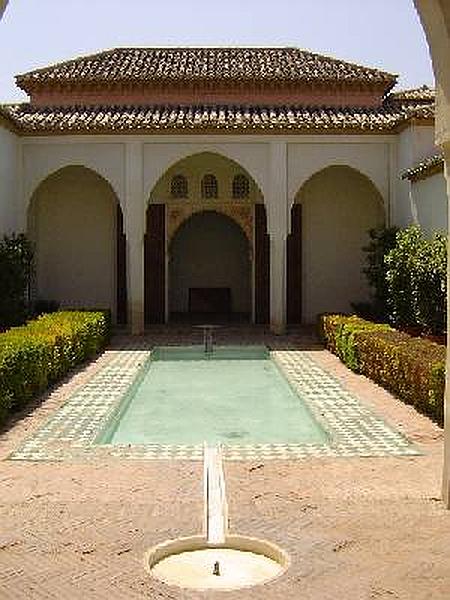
389, 85, 435, 104
0, 102, 432, 135
401, 153, 444, 182
16, 47, 397, 91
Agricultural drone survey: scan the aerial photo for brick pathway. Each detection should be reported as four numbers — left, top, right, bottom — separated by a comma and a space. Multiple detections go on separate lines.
0, 326, 448, 599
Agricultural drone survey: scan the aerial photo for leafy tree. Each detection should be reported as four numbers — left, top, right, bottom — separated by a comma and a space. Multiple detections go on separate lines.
0, 234, 34, 329
357, 226, 398, 321
385, 226, 447, 334
415, 232, 446, 334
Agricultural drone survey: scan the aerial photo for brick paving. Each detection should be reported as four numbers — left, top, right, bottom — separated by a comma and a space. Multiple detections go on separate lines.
0, 326, 448, 599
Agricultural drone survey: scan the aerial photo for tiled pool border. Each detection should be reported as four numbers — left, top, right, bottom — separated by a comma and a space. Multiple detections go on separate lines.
9, 346, 420, 461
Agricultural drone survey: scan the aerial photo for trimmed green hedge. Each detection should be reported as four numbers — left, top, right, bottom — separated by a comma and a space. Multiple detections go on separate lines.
318, 314, 446, 426
0, 311, 111, 424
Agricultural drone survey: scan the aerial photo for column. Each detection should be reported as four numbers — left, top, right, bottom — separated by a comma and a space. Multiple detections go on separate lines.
415, 0, 450, 510
267, 141, 289, 334
124, 141, 145, 335
442, 145, 450, 508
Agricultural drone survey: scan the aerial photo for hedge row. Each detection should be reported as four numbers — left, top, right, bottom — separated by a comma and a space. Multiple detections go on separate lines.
0, 311, 111, 424
318, 314, 446, 426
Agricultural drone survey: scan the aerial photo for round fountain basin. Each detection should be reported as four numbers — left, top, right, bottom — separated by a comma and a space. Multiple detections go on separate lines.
145, 535, 289, 591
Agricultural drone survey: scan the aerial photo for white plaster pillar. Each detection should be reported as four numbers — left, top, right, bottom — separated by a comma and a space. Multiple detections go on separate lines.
267, 141, 289, 334
442, 147, 450, 508
16, 138, 25, 233
124, 141, 145, 334
415, 0, 450, 510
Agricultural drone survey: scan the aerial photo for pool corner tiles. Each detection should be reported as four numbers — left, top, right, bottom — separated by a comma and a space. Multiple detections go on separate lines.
9, 346, 421, 462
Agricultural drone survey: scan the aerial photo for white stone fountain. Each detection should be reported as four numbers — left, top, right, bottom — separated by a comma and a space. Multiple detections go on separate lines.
144, 444, 289, 591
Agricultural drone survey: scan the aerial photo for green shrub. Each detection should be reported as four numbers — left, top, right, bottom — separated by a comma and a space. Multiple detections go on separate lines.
318, 313, 445, 426
414, 232, 446, 334
358, 226, 398, 321
0, 310, 110, 424
384, 226, 447, 334
319, 314, 391, 373
317, 313, 347, 354
385, 226, 424, 329
0, 234, 34, 329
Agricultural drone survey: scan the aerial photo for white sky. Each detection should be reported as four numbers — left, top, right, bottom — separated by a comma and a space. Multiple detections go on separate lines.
0, 0, 434, 103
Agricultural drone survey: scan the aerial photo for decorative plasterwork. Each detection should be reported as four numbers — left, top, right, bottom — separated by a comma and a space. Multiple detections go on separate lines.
167, 202, 253, 244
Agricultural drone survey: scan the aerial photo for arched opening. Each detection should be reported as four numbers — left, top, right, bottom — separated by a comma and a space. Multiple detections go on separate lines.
28, 165, 126, 323
169, 211, 251, 323
289, 165, 385, 324
145, 151, 269, 324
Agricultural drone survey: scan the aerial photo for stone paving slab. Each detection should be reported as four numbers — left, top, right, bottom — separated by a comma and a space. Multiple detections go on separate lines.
0, 330, 446, 600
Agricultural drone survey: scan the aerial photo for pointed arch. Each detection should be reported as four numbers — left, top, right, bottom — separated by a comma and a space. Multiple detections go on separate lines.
289, 165, 385, 323
145, 151, 268, 324
168, 210, 251, 321
28, 165, 126, 323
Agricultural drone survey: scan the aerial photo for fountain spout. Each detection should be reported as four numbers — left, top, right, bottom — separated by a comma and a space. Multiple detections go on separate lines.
204, 443, 228, 545
193, 324, 221, 354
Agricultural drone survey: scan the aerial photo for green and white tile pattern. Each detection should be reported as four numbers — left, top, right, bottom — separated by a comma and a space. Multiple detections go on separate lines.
9, 348, 420, 462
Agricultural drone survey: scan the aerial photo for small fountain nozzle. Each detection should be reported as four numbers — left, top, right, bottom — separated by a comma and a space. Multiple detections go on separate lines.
213, 561, 221, 576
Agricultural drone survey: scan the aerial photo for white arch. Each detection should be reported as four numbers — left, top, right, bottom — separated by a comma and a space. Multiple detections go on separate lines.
295, 164, 385, 203
22, 142, 125, 217
287, 143, 389, 211
289, 164, 386, 235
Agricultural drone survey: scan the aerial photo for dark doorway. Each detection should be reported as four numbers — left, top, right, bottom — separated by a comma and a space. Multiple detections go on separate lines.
145, 203, 166, 324
169, 211, 251, 323
116, 204, 127, 324
287, 203, 302, 324
254, 203, 270, 324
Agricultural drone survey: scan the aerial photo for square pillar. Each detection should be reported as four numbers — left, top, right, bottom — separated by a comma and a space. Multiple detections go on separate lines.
124, 142, 145, 335
270, 235, 287, 334
267, 142, 289, 334
442, 146, 450, 508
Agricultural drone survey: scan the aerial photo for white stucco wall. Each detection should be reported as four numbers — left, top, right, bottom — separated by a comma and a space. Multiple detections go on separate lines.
287, 140, 390, 210
297, 165, 385, 323
0, 124, 18, 235
413, 124, 439, 159
29, 166, 117, 314
13, 133, 397, 330
395, 124, 440, 227
395, 127, 415, 227
412, 172, 448, 234
22, 141, 125, 229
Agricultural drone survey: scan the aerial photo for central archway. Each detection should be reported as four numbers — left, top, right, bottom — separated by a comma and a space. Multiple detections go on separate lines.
145, 150, 270, 324
169, 211, 251, 323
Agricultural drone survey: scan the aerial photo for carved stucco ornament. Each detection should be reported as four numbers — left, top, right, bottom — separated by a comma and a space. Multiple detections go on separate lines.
167, 202, 254, 246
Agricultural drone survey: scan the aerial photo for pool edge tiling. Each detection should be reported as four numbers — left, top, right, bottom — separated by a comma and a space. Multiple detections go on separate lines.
8, 347, 421, 462
104, 345, 328, 447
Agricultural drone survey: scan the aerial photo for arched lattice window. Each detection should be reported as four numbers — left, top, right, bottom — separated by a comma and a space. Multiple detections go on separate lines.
232, 174, 250, 199
170, 174, 188, 199
201, 174, 218, 199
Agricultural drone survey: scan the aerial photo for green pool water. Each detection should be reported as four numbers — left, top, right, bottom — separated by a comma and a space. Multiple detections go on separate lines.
99, 346, 328, 446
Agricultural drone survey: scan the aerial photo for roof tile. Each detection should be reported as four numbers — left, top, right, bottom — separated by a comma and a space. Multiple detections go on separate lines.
16, 47, 397, 91
401, 153, 444, 181
0, 102, 432, 134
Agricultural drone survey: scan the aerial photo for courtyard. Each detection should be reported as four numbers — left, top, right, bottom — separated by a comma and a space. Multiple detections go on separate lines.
0, 327, 448, 599
1, 3, 450, 598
